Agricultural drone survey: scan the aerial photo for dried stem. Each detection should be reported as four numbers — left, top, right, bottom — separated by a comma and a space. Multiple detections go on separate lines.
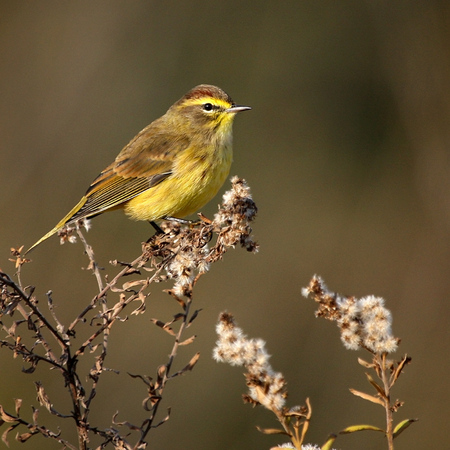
302, 275, 415, 449
378, 354, 394, 450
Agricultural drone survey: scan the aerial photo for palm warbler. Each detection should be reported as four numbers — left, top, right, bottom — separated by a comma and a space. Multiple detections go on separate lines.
26, 84, 250, 254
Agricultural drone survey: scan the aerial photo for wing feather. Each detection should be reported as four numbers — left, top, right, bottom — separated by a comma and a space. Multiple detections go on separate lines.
69, 172, 170, 223
67, 125, 191, 224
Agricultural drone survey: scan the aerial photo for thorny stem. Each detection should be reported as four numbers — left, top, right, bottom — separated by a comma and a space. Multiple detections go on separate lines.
1, 270, 88, 448
135, 274, 201, 448
0, 272, 67, 352
1, 177, 258, 449
73, 226, 194, 449
75, 227, 107, 448
76, 226, 105, 292
66, 246, 166, 334
74, 227, 165, 447
0, 271, 86, 449
72, 269, 163, 359
67, 257, 139, 333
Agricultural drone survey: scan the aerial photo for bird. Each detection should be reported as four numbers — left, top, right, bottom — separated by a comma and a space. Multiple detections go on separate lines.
25, 84, 251, 254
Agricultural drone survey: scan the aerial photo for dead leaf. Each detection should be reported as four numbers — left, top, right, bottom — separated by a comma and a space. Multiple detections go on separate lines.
349, 388, 385, 406
256, 426, 289, 435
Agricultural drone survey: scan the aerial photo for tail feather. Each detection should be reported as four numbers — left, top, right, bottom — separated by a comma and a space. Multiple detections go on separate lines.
25, 196, 88, 255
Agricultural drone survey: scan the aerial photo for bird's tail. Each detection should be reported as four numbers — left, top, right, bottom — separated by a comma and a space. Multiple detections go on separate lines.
25, 196, 88, 255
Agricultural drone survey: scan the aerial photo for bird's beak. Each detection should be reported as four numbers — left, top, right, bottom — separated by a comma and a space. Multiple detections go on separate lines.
226, 105, 252, 113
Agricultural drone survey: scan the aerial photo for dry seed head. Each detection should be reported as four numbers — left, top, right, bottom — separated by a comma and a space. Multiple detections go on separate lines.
303, 277, 398, 354
212, 177, 258, 254
214, 312, 287, 412
148, 177, 257, 293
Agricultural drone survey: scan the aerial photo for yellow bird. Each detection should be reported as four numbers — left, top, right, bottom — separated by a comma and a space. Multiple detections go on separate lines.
26, 84, 250, 254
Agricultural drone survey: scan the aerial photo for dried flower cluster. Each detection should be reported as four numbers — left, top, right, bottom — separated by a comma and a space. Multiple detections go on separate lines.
213, 312, 287, 412
143, 176, 258, 296
302, 276, 415, 450
213, 313, 325, 450
212, 175, 259, 254
302, 275, 399, 353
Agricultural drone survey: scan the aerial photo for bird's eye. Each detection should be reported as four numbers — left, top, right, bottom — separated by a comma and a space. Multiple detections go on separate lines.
202, 103, 213, 112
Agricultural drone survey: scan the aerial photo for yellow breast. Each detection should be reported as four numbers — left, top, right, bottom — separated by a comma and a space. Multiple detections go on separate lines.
123, 140, 233, 222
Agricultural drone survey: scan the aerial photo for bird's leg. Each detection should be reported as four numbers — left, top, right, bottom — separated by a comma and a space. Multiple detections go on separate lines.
149, 221, 164, 234
146, 221, 165, 243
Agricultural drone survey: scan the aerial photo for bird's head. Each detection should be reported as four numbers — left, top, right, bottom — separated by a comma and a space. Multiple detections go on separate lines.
168, 84, 251, 136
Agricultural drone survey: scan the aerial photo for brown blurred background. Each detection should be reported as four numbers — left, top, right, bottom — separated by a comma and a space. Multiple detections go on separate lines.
1, 2, 449, 449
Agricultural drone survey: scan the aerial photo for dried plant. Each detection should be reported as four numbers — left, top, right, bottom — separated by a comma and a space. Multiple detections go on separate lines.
302, 276, 417, 449
214, 312, 319, 450
0, 176, 258, 449
213, 277, 417, 450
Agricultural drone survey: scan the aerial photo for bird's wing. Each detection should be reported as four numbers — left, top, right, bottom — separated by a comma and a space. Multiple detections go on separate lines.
25, 120, 192, 253
68, 127, 191, 223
